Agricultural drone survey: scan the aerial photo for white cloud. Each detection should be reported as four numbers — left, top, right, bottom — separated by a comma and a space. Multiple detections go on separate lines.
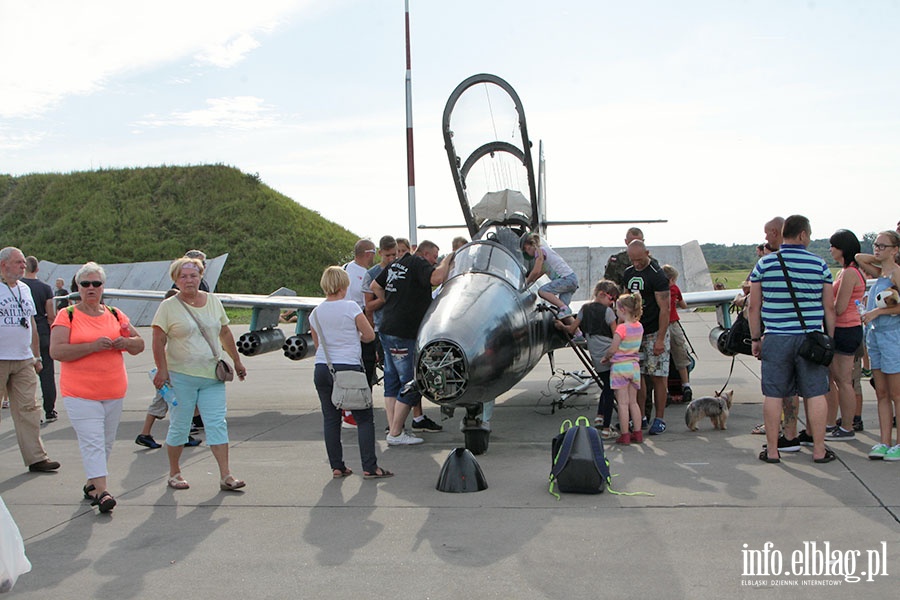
134, 96, 279, 131
194, 33, 261, 68
0, 0, 310, 118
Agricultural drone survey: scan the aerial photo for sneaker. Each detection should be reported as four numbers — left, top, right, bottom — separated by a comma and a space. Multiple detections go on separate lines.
764, 435, 801, 453
600, 428, 619, 441
556, 306, 573, 319
411, 415, 442, 432
797, 429, 814, 447
190, 425, 200, 435
184, 436, 202, 447
824, 427, 855, 441
616, 432, 632, 445
681, 386, 692, 404
192, 415, 204, 430
641, 416, 649, 430
1, 399, 8, 409
45, 410, 58, 422
852, 416, 864, 432
825, 424, 837, 434
342, 413, 358, 430
648, 418, 666, 435
868, 443, 889, 460
631, 430, 644, 443
594, 415, 604, 428
885, 444, 900, 462
135, 434, 162, 449
861, 368, 872, 378
386, 431, 424, 446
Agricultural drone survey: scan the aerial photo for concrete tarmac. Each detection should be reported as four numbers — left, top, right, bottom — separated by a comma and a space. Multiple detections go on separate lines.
1, 312, 898, 598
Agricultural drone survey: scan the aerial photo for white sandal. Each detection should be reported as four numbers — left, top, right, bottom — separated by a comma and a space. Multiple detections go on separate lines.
167, 473, 190, 490
220, 474, 246, 491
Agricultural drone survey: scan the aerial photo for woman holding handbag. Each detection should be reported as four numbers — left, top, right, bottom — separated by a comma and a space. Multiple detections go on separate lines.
151, 257, 247, 491
310, 266, 392, 479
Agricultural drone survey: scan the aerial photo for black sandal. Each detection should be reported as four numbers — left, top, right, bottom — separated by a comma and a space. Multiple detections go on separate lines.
83, 483, 96, 500
814, 448, 837, 463
758, 450, 780, 464
363, 468, 394, 479
91, 491, 117, 513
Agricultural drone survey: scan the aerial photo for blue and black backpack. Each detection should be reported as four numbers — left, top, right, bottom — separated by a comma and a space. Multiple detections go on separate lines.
549, 416, 610, 498
549, 416, 654, 499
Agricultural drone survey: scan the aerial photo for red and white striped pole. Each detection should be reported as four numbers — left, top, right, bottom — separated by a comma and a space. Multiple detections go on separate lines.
405, 0, 417, 244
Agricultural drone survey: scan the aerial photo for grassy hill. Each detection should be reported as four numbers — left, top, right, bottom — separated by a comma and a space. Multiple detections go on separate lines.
0, 165, 358, 295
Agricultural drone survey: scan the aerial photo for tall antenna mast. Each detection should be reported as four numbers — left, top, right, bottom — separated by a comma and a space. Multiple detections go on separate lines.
405, 0, 417, 244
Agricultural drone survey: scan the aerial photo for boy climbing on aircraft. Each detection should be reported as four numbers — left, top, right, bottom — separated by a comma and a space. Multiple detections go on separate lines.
522, 233, 579, 319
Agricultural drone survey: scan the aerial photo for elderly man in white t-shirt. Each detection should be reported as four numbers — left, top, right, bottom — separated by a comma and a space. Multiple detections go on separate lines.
0, 247, 60, 472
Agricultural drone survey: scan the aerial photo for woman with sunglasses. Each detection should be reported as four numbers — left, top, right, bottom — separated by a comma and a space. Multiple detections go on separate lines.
856, 230, 900, 460
50, 262, 144, 513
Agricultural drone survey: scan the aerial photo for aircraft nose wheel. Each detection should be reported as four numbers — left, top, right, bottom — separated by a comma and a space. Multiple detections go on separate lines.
462, 405, 491, 455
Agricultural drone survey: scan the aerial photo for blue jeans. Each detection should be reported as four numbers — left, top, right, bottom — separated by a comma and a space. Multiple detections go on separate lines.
314, 363, 378, 473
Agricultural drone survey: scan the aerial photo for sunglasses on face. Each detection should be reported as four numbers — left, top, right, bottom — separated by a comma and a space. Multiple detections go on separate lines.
79, 280, 103, 288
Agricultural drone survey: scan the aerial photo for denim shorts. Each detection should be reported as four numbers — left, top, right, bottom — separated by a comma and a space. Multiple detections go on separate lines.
760, 334, 830, 398
866, 326, 900, 374
379, 333, 420, 405
540, 272, 579, 306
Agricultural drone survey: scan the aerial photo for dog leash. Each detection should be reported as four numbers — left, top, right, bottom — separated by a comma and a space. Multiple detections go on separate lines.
716, 355, 737, 397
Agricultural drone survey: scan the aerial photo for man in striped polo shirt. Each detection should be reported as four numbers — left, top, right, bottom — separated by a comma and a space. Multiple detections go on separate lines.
749, 215, 836, 464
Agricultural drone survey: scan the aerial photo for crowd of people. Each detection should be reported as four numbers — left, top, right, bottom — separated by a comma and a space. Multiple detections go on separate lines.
2, 216, 898, 513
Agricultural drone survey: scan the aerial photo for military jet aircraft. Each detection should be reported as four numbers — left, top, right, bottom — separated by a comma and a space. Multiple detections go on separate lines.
409, 73, 669, 454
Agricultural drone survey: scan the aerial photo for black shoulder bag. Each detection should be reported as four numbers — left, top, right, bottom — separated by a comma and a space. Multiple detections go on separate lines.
775, 252, 834, 367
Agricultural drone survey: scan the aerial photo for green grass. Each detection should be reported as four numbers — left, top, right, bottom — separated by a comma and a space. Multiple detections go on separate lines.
225, 307, 253, 324
708, 268, 751, 290
0, 165, 360, 295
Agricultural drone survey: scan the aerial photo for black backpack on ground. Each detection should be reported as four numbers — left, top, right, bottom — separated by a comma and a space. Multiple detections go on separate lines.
549, 416, 610, 498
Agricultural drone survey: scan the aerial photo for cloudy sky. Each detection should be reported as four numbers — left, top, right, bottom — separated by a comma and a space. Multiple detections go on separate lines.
2, 0, 898, 251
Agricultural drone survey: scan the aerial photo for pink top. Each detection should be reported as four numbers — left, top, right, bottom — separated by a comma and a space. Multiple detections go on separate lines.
52, 306, 131, 400
834, 266, 865, 328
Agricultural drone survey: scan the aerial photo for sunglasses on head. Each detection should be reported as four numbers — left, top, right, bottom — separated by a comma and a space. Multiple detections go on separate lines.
79, 280, 103, 288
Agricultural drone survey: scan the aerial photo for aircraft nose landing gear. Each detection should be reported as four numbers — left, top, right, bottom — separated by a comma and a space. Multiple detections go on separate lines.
461, 404, 491, 455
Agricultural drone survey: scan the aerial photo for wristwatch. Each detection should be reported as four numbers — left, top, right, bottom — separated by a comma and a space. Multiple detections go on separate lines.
33, 356, 42, 364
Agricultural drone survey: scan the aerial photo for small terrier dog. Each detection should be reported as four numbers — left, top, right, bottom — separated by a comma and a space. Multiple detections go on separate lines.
684, 390, 734, 431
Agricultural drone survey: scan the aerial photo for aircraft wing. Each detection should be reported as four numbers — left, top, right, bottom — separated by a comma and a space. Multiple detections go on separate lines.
97, 288, 323, 311
682, 288, 743, 309
94, 288, 323, 361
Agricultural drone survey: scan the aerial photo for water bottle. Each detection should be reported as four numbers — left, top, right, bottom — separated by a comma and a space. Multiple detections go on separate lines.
855, 300, 865, 316
148, 368, 177, 406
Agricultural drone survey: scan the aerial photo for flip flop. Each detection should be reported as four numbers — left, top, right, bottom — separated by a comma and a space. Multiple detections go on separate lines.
363, 468, 394, 480
813, 448, 837, 463
750, 423, 766, 435
758, 450, 780, 464
333, 467, 353, 478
